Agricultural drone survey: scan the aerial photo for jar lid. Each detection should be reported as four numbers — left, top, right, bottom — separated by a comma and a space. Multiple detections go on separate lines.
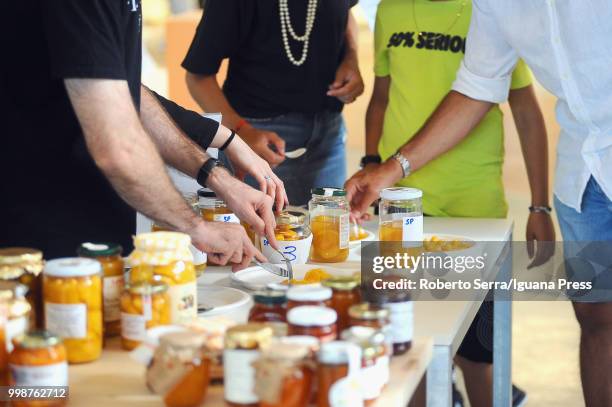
197, 188, 217, 198
261, 339, 310, 361
277, 211, 307, 226
348, 303, 390, 320
0, 247, 44, 279
14, 330, 62, 349
159, 331, 207, 350
77, 242, 123, 257
318, 340, 361, 364
287, 305, 337, 326
44, 258, 101, 278
380, 187, 423, 201
287, 285, 332, 302
283, 335, 321, 351
311, 187, 347, 197
133, 232, 192, 251
322, 276, 359, 291
253, 289, 287, 305
126, 281, 168, 295
225, 323, 274, 349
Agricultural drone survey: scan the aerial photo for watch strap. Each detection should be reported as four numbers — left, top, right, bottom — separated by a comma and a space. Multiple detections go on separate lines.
196, 158, 222, 187
360, 154, 382, 168
529, 205, 552, 214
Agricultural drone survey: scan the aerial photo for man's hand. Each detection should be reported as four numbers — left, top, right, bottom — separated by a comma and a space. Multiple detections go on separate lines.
190, 221, 266, 271
345, 159, 403, 219
224, 135, 288, 212
327, 52, 364, 104
239, 125, 286, 168
525, 212, 556, 268
207, 167, 279, 249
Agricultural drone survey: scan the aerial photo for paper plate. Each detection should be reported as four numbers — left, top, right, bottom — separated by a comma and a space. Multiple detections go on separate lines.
231, 264, 357, 291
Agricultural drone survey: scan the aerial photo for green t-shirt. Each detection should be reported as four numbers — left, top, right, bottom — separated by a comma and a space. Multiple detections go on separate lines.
374, 0, 532, 218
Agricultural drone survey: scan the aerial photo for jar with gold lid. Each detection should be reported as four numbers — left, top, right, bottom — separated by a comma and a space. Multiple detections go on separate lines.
120, 281, 171, 350
348, 303, 391, 331
308, 188, 350, 263
147, 331, 211, 407
9, 330, 68, 407
261, 211, 313, 265
0, 247, 44, 329
77, 242, 124, 338
224, 323, 274, 406
322, 276, 360, 333
128, 232, 197, 325
43, 258, 102, 364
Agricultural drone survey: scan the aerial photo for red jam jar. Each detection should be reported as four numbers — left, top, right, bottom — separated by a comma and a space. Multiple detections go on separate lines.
287, 306, 337, 343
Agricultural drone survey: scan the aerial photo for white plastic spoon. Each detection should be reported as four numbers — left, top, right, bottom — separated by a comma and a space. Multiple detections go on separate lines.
284, 147, 307, 159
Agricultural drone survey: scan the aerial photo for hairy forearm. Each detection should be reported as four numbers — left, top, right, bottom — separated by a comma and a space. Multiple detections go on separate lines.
398, 91, 493, 171
509, 86, 549, 206
186, 73, 243, 130
65, 79, 202, 233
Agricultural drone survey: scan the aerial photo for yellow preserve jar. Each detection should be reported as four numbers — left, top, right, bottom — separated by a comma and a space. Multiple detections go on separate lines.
43, 258, 102, 364
261, 211, 312, 265
120, 281, 171, 350
378, 188, 423, 244
77, 242, 124, 338
128, 232, 197, 325
308, 188, 350, 263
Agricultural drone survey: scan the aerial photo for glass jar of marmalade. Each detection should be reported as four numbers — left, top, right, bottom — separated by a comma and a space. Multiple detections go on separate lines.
348, 303, 391, 331
248, 290, 287, 323
77, 242, 124, 338
316, 340, 362, 407
372, 281, 413, 355
0, 247, 44, 329
309, 188, 350, 263
261, 211, 313, 265
287, 285, 332, 310
120, 281, 171, 350
9, 330, 68, 407
43, 258, 102, 364
254, 340, 313, 407
224, 324, 274, 406
322, 276, 360, 333
287, 306, 337, 343
146, 331, 211, 407
378, 188, 423, 256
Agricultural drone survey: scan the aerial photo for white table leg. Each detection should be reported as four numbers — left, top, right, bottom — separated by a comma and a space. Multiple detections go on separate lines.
426, 346, 453, 407
493, 240, 513, 406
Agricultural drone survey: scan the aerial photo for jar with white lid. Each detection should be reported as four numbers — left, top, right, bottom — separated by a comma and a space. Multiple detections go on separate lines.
286, 285, 333, 310
43, 258, 102, 363
379, 188, 423, 246
287, 306, 337, 343
261, 211, 313, 265
309, 188, 350, 263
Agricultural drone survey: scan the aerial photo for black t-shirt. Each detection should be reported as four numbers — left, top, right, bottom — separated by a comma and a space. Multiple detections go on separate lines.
183, 0, 358, 118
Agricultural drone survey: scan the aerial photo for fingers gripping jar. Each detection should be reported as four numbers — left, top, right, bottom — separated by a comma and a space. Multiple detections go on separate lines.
309, 188, 350, 263
261, 211, 313, 265
378, 188, 423, 246
128, 232, 197, 325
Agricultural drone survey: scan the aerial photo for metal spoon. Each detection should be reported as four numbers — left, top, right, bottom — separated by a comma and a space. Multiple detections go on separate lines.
284, 148, 307, 159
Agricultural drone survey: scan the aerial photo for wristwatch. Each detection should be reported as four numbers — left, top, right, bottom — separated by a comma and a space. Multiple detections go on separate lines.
391, 151, 411, 178
196, 158, 224, 187
529, 205, 552, 214
360, 154, 382, 169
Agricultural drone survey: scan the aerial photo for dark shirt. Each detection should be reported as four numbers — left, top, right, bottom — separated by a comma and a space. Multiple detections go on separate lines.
183, 0, 358, 119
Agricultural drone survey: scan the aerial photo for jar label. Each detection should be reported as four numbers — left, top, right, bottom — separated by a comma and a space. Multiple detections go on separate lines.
401, 215, 423, 245
45, 302, 87, 339
339, 213, 349, 249
10, 362, 68, 387
387, 301, 414, 343
121, 312, 146, 341
224, 349, 260, 404
103, 275, 124, 322
359, 364, 384, 400
5, 316, 28, 353
261, 234, 313, 264
213, 213, 240, 224
168, 282, 197, 324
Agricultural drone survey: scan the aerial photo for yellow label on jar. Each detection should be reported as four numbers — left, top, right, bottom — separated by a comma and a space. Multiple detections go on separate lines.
168, 282, 197, 324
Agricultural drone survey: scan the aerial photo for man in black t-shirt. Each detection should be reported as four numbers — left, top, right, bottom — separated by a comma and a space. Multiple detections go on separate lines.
0, 1, 286, 267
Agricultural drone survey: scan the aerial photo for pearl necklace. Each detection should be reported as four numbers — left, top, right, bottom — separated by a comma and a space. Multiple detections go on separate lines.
279, 0, 318, 66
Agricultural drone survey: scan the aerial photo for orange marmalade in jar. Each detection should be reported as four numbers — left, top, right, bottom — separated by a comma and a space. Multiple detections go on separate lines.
9, 330, 68, 407
308, 188, 350, 263
128, 232, 197, 325
120, 281, 170, 350
248, 290, 287, 323
43, 258, 102, 364
322, 276, 360, 333
77, 242, 124, 338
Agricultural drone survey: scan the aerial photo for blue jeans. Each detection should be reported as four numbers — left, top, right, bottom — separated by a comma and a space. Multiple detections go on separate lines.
244, 111, 347, 206
555, 177, 612, 301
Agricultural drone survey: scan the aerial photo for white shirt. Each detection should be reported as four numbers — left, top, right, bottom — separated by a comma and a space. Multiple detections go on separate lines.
452, 0, 612, 212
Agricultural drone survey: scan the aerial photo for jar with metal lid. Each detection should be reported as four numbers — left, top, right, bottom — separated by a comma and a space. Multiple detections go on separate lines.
128, 232, 197, 325
349, 303, 391, 332
224, 323, 274, 406
254, 340, 313, 407
287, 306, 337, 343
9, 330, 67, 407
43, 258, 102, 364
309, 188, 350, 263
77, 242, 124, 338
261, 211, 313, 265
120, 282, 171, 350
322, 276, 360, 333
248, 290, 287, 323
287, 285, 333, 310
379, 188, 423, 246
316, 340, 362, 407
147, 331, 211, 407
0, 247, 44, 329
